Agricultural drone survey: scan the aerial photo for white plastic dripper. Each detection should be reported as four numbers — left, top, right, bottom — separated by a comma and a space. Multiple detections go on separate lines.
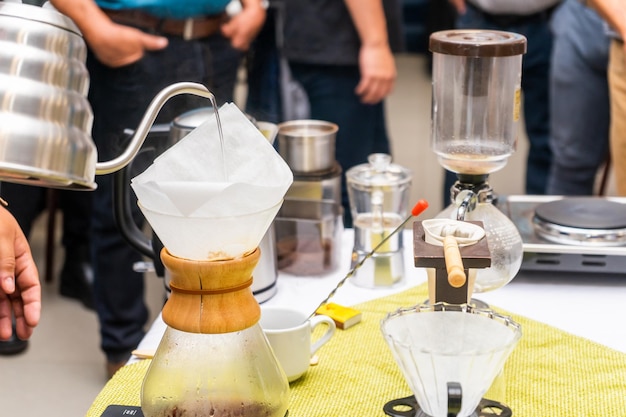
381, 303, 521, 417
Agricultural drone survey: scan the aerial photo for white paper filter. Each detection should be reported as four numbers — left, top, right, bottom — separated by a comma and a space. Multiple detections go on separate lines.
131, 103, 293, 260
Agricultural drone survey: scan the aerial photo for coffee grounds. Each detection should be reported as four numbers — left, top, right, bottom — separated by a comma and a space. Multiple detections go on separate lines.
150, 400, 283, 417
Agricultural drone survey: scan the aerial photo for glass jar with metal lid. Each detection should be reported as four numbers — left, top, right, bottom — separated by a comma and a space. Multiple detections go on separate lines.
346, 153, 412, 288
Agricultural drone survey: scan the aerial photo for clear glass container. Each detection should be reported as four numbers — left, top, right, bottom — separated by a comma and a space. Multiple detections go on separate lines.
430, 30, 526, 175
346, 154, 412, 288
141, 249, 289, 417
142, 325, 289, 417
437, 186, 523, 293
275, 199, 344, 276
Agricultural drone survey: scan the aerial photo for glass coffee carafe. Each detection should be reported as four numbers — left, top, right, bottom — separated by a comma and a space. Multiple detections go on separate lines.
346, 154, 412, 288
130, 103, 292, 417
139, 204, 289, 417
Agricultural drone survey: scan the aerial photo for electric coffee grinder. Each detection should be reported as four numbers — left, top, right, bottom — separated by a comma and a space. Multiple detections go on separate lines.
429, 29, 527, 295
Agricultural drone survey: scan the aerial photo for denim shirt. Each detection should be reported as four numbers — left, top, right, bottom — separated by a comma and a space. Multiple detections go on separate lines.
96, 0, 231, 18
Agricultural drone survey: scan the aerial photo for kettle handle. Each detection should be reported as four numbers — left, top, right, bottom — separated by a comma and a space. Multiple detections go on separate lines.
112, 150, 167, 278
112, 154, 153, 260
113, 124, 174, 277
95, 82, 221, 175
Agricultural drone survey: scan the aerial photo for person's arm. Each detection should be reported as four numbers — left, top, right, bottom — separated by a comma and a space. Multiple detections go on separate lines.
588, 0, 626, 52
0, 206, 40, 341
220, 0, 267, 51
449, 0, 466, 14
343, 0, 396, 104
50, 0, 168, 67
588, 0, 626, 34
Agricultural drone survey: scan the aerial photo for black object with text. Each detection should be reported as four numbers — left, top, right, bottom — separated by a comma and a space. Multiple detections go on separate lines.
100, 405, 144, 417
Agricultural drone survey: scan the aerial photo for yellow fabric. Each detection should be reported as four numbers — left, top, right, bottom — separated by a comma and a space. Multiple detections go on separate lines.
87, 283, 626, 417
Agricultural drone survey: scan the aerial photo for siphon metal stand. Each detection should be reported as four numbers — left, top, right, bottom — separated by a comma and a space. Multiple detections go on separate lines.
413, 220, 491, 304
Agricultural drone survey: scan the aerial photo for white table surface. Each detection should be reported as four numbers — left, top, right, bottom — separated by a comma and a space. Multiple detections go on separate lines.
135, 229, 626, 358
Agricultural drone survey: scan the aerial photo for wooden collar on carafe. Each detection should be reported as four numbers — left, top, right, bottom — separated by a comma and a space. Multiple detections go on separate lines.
160, 247, 261, 334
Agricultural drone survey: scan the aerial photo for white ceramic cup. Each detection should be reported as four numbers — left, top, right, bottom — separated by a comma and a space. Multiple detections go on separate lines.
260, 306, 336, 382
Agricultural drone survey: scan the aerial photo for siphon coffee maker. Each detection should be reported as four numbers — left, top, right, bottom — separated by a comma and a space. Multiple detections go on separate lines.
346, 153, 412, 288
429, 30, 526, 294
380, 32, 529, 417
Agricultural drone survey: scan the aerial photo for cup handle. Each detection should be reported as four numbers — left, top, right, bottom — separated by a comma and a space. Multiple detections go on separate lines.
309, 315, 336, 355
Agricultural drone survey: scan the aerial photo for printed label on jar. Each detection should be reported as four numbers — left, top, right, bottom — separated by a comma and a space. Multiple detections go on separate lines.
513, 88, 521, 122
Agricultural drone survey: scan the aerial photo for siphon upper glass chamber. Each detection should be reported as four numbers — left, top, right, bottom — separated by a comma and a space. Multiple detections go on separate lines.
430, 30, 527, 176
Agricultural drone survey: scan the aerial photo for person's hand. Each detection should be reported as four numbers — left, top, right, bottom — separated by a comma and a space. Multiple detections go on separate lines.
49, 0, 167, 67
0, 207, 40, 341
84, 19, 169, 68
221, 2, 266, 51
356, 43, 396, 104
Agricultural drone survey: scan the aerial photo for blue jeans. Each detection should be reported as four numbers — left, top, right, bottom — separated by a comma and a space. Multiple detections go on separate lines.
289, 63, 391, 227
245, 8, 283, 124
0, 184, 92, 252
444, 4, 554, 204
546, 0, 610, 195
87, 34, 241, 362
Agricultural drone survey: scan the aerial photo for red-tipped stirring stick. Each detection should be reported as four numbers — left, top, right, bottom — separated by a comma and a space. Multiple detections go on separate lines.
308, 200, 429, 319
